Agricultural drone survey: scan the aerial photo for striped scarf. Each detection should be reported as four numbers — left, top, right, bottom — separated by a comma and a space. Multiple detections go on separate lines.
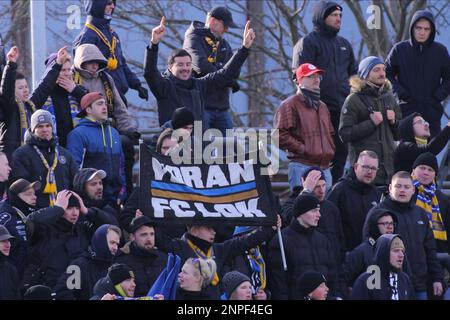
413, 176, 447, 241
389, 273, 399, 300
247, 246, 266, 294
33, 145, 58, 206
16, 99, 36, 144
42, 95, 81, 134
187, 239, 219, 286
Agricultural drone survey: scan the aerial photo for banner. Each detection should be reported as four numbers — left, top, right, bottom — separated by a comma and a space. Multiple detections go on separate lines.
139, 143, 276, 226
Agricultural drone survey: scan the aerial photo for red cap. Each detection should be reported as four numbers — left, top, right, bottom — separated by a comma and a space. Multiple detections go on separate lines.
77, 92, 104, 118
295, 63, 324, 82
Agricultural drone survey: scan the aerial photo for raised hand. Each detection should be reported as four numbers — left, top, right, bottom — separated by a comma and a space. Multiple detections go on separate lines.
70, 191, 88, 215
56, 46, 69, 65
151, 16, 166, 44
7, 46, 19, 63
242, 21, 256, 49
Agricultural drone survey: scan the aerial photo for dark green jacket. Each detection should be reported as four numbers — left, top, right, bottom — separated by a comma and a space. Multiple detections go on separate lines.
339, 78, 402, 185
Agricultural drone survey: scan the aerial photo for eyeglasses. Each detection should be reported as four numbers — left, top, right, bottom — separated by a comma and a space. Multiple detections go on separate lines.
413, 119, 429, 126
305, 74, 323, 81
358, 164, 378, 172
377, 221, 396, 227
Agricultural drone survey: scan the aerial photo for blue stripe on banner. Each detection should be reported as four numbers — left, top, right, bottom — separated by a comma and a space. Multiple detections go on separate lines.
151, 181, 257, 196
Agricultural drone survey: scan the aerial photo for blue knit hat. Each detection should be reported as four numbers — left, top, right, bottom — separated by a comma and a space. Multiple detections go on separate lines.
358, 56, 384, 79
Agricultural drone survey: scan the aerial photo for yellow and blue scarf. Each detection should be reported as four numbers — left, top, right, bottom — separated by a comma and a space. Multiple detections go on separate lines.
247, 246, 266, 293
187, 239, 219, 286
413, 177, 447, 241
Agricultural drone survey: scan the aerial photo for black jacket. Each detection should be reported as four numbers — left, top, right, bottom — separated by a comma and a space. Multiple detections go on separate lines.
351, 234, 415, 300
281, 186, 345, 265
0, 61, 72, 157
176, 287, 215, 300
343, 207, 398, 287
90, 276, 122, 300
394, 113, 450, 173
0, 252, 21, 300
385, 10, 450, 124
363, 196, 443, 292
144, 43, 249, 125
0, 194, 36, 277
183, 21, 237, 111
156, 227, 275, 299
267, 219, 340, 300
326, 170, 382, 251
22, 205, 116, 290
11, 132, 79, 209
291, 1, 357, 112
114, 242, 168, 297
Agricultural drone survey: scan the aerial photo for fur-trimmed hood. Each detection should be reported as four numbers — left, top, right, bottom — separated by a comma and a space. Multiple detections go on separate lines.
349, 75, 393, 94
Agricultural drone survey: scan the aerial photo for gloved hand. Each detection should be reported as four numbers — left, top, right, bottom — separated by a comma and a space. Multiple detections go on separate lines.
137, 86, 149, 101
229, 80, 240, 93
124, 130, 141, 145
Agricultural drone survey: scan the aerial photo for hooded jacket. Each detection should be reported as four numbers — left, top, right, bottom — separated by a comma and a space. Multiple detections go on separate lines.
0, 251, 21, 300
114, 241, 168, 297
90, 275, 123, 300
144, 42, 249, 126
339, 78, 402, 185
362, 196, 443, 292
11, 131, 79, 209
343, 207, 398, 287
0, 192, 36, 276
274, 93, 335, 167
292, 1, 357, 112
72, 43, 137, 134
54, 224, 115, 300
67, 117, 124, 204
386, 10, 450, 130
326, 169, 382, 251
351, 234, 415, 300
22, 204, 117, 291
393, 112, 450, 173
73, 0, 141, 95
183, 20, 237, 111
268, 219, 341, 300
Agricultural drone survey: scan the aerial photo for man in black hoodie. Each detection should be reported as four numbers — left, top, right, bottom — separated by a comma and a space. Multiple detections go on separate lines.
327, 150, 382, 252
54, 224, 121, 300
183, 6, 239, 133
363, 171, 444, 299
351, 234, 414, 300
0, 225, 21, 300
292, 1, 357, 183
386, 10, 450, 138
394, 112, 450, 173
145, 16, 255, 126
0, 179, 40, 276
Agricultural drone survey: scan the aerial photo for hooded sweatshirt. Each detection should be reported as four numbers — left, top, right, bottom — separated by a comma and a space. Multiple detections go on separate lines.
351, 234, 414, 300
393, 112, 450, 172
67, 117, 124, 203
73, 0, 141, 95
292, 1, 357, 112
386, 10, 450, 126
73, 43, 136, 135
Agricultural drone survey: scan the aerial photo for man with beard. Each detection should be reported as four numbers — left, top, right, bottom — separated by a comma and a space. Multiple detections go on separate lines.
274, 63, 335, 191
54, 224, 121, 300
339, 56, 402, 186
114, 216, 167, 297
351, 234, 414, 300
0, 179, 40, 276
292, 1, 357, 184
72, 168, 119, 224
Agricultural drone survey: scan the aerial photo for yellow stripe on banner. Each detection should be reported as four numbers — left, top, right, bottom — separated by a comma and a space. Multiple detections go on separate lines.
151, 189, 258, 203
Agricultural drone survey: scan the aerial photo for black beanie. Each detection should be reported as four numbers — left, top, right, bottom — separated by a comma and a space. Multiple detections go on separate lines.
108, 263, 134, 286
323, 3, 342, 20
293, 194, 320, 218
412, 152, 438, 173
222, 271, 251, 299
171, 107, 195, 130
67, 195, 80, 208
298, 271, 327, 297
24, 285, 53, 300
